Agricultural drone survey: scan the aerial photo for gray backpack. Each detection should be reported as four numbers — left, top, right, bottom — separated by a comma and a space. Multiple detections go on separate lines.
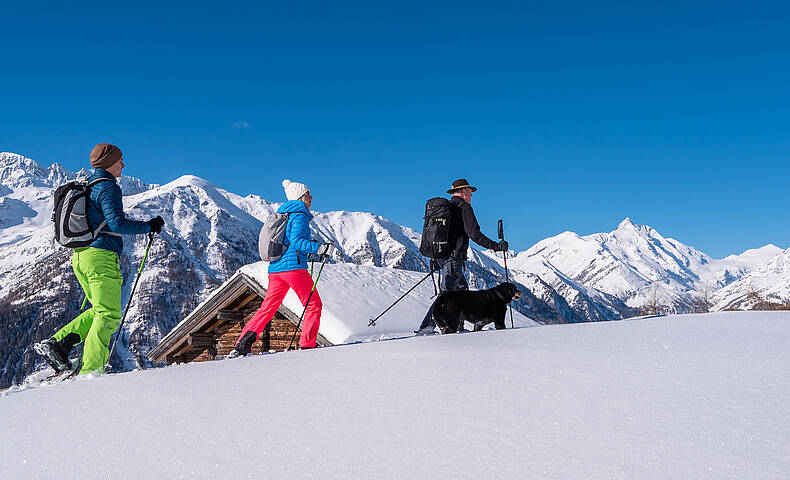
258, 212, 290, 262
52, 177, 119, 248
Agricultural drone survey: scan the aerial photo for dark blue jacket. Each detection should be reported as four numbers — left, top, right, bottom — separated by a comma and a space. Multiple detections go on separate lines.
87, 169, 151, 256
268, 200, 320, 273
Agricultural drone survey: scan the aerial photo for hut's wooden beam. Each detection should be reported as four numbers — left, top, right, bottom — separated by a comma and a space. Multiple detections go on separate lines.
217, 310, 244, 322
235, 292, 261, 310
188, 332, 217, 348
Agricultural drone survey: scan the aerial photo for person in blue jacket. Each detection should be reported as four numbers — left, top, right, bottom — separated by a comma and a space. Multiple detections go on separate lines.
35, 143, 164, 374
228, 179, 335, 358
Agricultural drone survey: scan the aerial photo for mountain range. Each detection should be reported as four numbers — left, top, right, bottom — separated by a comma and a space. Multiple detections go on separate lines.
1, 152, 787, 388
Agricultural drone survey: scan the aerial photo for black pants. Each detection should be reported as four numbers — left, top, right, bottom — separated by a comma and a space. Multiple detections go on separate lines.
418, 257, 469, 330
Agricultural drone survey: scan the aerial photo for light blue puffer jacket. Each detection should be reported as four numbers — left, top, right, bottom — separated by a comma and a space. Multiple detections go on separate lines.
268, 200, 320, 273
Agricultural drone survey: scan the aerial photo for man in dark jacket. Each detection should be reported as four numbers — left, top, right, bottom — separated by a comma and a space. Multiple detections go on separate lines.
417, 178, 508, 334
35, 143, 164, 374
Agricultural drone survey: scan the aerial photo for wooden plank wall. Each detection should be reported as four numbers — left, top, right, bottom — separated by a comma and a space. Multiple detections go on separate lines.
193, 312, 302, 362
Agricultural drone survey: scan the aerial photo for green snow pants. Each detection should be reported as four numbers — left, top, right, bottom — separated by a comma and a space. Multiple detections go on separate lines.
54, 247, 122, 374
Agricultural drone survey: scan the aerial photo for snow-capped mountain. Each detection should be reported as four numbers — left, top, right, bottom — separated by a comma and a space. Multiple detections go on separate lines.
711, 247, 790, 310
507, 218, 712, 311
0, 153, 573, 388
502, 217, 788, 314
1, 152, 788, 388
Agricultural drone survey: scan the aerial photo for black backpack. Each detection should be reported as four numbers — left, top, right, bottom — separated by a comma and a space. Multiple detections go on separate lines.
419, 197, 453, 259
52, 177, 115, 248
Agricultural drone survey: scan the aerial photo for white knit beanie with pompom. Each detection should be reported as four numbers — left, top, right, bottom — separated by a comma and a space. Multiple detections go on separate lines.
282, 179, 310, 201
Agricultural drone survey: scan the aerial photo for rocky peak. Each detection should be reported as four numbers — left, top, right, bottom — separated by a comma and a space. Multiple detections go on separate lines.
0, 152, 49, 187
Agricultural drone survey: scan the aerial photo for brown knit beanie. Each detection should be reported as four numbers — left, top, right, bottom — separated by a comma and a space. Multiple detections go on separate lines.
89, 143, 122, 169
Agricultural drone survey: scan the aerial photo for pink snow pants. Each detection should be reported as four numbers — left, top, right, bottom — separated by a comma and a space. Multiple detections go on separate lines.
239, 269, 322, 348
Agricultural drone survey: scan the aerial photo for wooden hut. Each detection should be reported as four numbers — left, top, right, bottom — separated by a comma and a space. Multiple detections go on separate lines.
148, 261, 530, 366
147, 271, 330, 365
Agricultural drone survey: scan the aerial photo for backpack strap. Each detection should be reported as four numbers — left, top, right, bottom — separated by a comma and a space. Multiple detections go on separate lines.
87, 177, 122, 238
93, 220, 121, 238
87, 177, 115, 187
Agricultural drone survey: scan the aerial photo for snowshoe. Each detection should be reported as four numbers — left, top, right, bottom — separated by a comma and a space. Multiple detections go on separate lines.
42, 359, 82, 383
415, 326, 436, 336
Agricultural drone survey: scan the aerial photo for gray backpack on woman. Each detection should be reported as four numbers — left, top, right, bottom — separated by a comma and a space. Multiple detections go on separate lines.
258, 212, 290, 261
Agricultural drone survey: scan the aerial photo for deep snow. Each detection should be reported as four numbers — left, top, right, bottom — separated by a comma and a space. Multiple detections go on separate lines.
2, 311, 787, 479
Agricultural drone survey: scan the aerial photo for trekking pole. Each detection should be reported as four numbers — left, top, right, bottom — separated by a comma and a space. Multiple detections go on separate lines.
106, 232, 155, 371
287, 255, 328, 351
368, 267, 436, 327
498, 220, 514, 329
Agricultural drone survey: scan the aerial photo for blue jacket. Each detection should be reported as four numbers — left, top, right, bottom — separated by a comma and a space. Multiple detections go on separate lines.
268, 200, 319, 273
87, 169, 151, 256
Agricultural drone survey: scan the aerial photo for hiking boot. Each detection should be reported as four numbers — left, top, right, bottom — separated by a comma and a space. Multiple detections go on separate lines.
34, 338, 71, 372
226, 331, 257, 359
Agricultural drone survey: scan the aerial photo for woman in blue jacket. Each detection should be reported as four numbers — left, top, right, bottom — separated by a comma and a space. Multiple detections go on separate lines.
228, 179, 334, 357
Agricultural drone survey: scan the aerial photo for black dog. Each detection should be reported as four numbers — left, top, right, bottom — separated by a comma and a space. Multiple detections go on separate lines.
433, 282, 521, 334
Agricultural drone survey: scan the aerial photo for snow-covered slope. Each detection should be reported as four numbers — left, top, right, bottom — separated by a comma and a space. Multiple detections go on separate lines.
2, 311, 787, 479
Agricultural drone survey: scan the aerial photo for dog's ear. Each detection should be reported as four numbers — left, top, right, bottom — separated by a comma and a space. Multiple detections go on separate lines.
492, 283, 509, 302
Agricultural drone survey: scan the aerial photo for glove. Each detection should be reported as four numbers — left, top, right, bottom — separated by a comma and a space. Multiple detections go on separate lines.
316, 243, 337, 257
494, 240, 509, 252
148, 216, 164, 234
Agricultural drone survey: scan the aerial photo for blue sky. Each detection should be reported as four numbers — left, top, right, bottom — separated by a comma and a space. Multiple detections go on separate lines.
2, 1, 788, 257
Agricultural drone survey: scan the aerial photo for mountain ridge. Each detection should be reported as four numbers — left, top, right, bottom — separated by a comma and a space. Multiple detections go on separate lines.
1, 152, 788, 388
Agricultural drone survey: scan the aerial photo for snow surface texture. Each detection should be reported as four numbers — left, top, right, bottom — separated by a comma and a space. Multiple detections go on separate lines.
240, 262, 536, 343
2, 311, 787, 479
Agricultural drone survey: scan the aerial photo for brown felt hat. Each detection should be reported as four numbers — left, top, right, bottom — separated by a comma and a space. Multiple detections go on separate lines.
89, 143, 122, 169
447, 178, 478, 194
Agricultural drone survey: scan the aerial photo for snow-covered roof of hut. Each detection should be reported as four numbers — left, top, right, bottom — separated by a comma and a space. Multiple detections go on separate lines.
148, 261, 535, 364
